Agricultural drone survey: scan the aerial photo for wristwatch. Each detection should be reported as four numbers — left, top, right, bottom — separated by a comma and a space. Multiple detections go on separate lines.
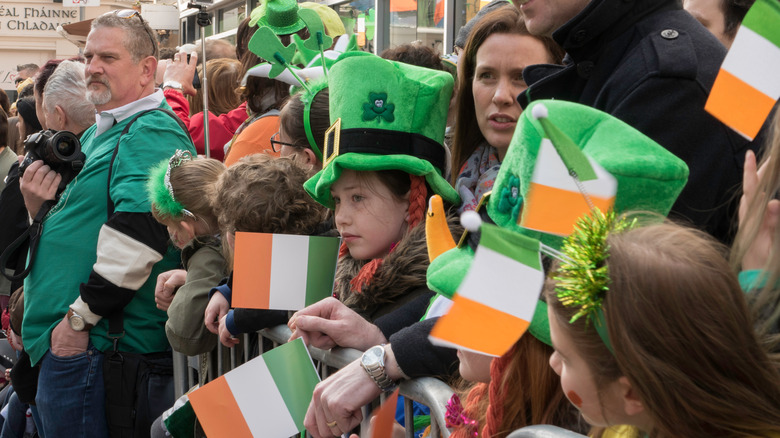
67, 308, 94, 332
360, 345, 397, 392
162, 80, 183, 91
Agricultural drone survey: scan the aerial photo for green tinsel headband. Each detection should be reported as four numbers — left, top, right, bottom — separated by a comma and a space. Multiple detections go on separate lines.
553, 209, 635, 353
147, 150, 195, 220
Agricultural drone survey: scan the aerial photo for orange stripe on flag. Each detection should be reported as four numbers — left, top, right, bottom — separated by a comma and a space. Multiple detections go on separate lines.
371, 389, 399, 438
522, 183, 614, 236
431, 294, 529, 357
189, 376, 253, 437
233, 232, 273, 309
705, 69, 777, 139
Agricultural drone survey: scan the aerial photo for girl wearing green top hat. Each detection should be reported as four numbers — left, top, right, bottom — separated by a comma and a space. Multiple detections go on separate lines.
301, 52, 462, 322
291, 51, 463, 438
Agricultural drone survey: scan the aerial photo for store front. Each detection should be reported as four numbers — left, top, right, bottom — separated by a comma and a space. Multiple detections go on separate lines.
0, 0, 180, 99
177, 0, 492, 56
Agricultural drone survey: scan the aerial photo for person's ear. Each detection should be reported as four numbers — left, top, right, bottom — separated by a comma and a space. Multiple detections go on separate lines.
140, 56, 158, 87
302, 148, 317, 165
226, 231, 236, 251
179, 220, 197, 241
55, 105, 67, 129
617, 376, 645, 417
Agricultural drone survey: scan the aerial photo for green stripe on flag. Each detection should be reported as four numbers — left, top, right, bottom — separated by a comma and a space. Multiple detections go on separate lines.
304, 236, 340, 306
742, 0, 780, 49
479, 224, 542, 271
264, 339, 321, 434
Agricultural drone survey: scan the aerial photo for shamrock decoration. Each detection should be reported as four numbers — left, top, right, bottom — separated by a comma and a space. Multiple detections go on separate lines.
497, 174, 522, 219
292, 9, 334, 66
362, 92, 395, 123
248, 26, 298, 79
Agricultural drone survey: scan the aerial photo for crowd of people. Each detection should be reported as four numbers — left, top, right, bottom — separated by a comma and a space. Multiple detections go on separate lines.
0, 0, 778, 437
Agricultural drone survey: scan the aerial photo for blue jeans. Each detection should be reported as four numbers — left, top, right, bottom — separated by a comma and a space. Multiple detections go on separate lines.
0, 391, 28, 438
35, 345, 108, 438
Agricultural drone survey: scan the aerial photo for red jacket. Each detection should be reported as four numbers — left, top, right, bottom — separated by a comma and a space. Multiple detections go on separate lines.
164, 88, 248, 161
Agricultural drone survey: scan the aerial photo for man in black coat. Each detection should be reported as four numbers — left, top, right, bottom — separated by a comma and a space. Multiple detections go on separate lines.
517, 0, 756, 242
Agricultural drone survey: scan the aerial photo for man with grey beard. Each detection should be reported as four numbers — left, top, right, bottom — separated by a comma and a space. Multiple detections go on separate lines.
19, 10, 195, 437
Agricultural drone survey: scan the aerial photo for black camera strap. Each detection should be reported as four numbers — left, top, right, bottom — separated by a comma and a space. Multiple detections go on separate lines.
105, 107, 191, 341
0, 199, 56, 281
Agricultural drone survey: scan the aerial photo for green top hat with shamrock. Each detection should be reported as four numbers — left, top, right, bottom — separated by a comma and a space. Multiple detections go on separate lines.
305, 52, 459, 208
250, 0, 306, 34
426, 99, 689, 346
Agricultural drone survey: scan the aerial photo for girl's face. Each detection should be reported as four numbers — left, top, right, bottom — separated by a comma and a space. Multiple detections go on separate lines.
457, 349, 493, 383
331, 169, 409, 261
278, 127, 318, 169
161, 218, 196, 249
548, 305, 625, 427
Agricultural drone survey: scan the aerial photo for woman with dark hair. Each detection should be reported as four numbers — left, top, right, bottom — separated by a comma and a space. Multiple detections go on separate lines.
450, 6, 564, 212
15, 97, 42, 149
33, 59, 63, 130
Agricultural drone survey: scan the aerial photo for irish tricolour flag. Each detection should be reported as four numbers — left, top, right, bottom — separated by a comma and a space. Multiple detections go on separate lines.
233, 232, 340, 310
705, 0, 780, 139
520, 138, 616, 236
189, 338, 320, 437
430, 224, 544, 357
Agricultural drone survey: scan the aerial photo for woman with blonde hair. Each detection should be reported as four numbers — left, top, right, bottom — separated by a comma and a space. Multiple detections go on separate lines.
732, 109, 780, 353
187, 58, 242, 117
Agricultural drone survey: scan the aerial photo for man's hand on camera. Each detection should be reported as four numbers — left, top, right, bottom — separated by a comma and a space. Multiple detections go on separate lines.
18, 158, 61, 218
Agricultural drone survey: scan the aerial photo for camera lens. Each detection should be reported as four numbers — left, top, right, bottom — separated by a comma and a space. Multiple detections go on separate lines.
48, 131, 81, 161
54, 137, 77, 157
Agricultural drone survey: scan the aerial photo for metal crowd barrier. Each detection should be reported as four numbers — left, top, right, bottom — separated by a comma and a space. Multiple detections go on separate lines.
172, 324, 454, 437
507, 425, 588, 438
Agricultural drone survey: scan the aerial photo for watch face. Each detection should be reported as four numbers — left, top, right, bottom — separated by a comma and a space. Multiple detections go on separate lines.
362, 346, 383, 366
70, 316, 85, 331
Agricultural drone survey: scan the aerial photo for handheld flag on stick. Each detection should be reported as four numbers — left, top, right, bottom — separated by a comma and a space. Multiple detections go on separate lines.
371, 389, 400, 438
189, 338, 320, 437
430, 213, 545, 356
519, 104, 617, 236
705, 0, 780, 139
232, 232, 340, 310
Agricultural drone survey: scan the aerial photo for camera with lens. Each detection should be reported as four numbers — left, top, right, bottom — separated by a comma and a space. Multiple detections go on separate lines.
19, 130, 86, 197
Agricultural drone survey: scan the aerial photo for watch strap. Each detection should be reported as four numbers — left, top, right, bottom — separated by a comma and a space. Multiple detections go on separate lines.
67, 308, 94, 331
162, 80, 183, 91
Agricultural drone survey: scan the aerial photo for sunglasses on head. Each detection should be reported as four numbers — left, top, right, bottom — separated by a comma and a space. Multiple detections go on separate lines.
106, 9, 157, 57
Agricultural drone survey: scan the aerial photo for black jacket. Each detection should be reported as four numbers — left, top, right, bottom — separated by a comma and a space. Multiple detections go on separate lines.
519, 0, 756, 242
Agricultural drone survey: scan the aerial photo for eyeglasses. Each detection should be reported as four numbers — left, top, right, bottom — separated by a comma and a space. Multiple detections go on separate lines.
108, 9, 157, 58
270, 131, 298, 153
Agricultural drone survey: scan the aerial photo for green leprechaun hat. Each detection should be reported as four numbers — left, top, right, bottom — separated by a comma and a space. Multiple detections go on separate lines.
426, 100, 689, 346
304, 52, 459, 208
249, 0, 306, 34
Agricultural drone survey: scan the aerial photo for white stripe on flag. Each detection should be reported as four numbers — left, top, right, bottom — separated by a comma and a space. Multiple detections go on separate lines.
224, 356, 298, 436
459, 246, 543, 322
531, 139, 616, 197
722, 26, 780, 99
424, 295, 453, 319
269, 234, 310, 310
